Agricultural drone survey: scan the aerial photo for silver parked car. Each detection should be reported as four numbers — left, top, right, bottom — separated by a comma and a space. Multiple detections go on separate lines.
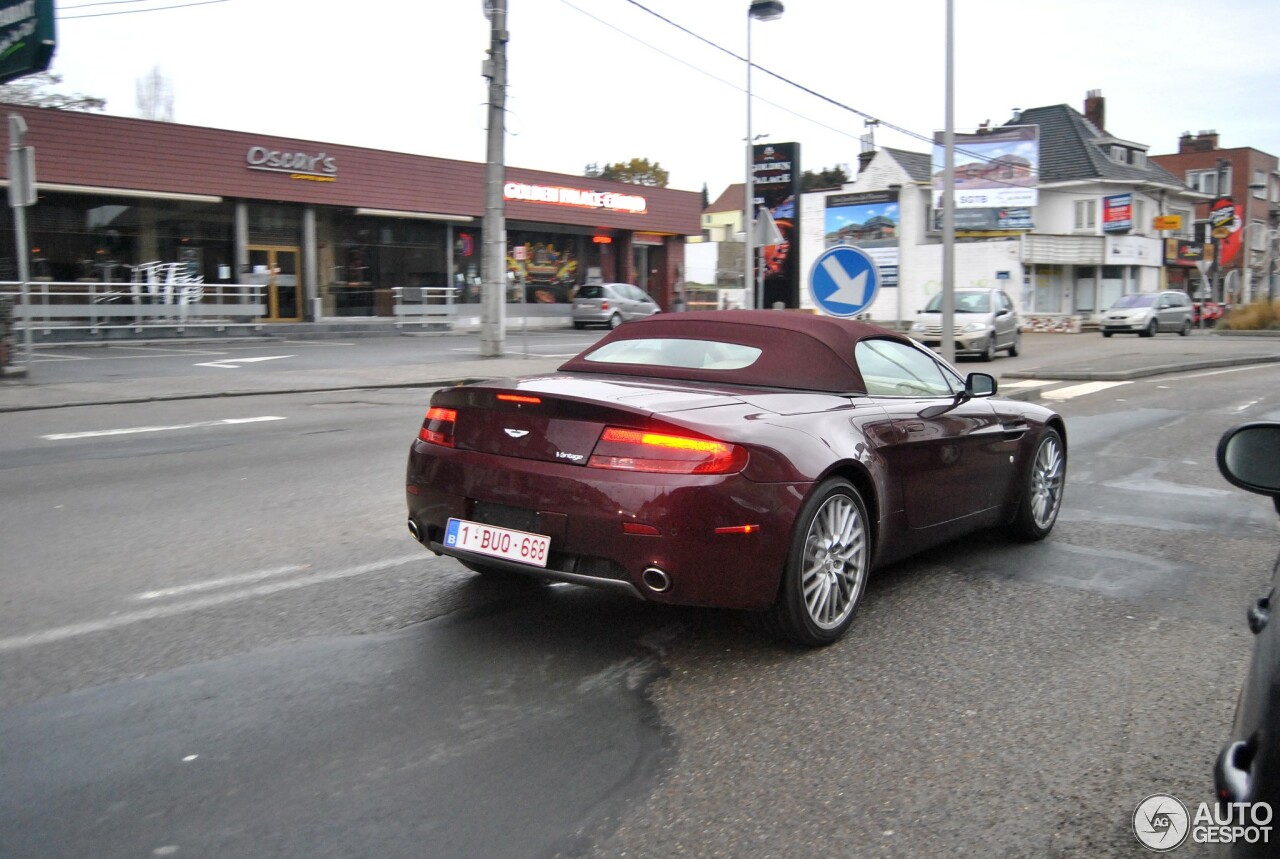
1100, 290, 1193, 338
910, 287, 1021, 361
572, 283, 660, 329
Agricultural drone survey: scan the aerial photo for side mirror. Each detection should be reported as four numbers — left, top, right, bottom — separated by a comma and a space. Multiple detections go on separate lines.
917, 373, 997, 419
967, 372, 997, 398
1218, 423, 1280, 497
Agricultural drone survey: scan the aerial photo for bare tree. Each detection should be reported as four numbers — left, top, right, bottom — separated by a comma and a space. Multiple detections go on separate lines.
135, 66, 174, 122
0, 72, 105, 111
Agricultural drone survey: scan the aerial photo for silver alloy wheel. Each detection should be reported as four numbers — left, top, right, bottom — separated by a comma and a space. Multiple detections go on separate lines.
800, 493, 868, 630
1029, 432, 1066, 530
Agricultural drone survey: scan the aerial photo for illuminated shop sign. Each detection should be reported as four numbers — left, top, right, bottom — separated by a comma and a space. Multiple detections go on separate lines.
503, 182, 646, 214
246, 146, 338, 182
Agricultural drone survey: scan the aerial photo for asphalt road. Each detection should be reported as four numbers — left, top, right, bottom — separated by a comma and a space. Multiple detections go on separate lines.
2, 347, 1279, 857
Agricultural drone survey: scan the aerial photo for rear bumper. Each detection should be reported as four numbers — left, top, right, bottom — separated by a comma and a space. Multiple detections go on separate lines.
406, 442, 805, 609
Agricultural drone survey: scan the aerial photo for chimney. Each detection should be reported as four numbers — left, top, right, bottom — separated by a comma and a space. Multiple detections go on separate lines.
1084, 89, 1105, 131
857, 131, 876, 173
1179, 130, 1220, 154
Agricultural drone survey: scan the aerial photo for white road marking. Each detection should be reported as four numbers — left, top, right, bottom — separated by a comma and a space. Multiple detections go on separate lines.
0, 554, 426, 652
1233, 399, 1262, 413
1183, 364, 1280, 380
195, 355, 294, 369
41, 416, 287, 441
132, 564, 311, 600
1000, 379, 1055, 388
1041, 381, 1131, 400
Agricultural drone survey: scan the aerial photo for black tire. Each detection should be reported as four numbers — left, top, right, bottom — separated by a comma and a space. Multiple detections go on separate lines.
753, 478, 871, 647
980, 336, 996, 362
1179, 319, 1191, 336
608, 313, 623, 329
1008, 427, 1066, 542
572, 321, 585, 330
1007, 333, 1020, 357
1140, 319, 1157, 338
1102, 331, 1113, 338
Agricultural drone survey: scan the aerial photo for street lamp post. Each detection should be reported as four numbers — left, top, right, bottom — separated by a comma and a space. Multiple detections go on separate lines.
1248, 181, 1277, 303
1246, 221, 1278, 303
744, 0, 783, 311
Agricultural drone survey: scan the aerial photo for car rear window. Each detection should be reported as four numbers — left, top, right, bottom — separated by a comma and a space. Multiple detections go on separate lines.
577, 285, 605, 299
583, 338, 762, 370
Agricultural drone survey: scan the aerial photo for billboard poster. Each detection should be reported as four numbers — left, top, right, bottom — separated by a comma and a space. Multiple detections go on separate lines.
824, 190, 899, 287
1209, 197, 1242, 266
1164, 239, 1215, 268
752, 142, 800, 308
932, 125, 1039, 209
1103, 193, 1133, 233
931, 206, 1034, 232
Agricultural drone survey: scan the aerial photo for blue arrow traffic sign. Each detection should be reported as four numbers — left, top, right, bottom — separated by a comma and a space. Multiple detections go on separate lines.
808, 246, 881, 318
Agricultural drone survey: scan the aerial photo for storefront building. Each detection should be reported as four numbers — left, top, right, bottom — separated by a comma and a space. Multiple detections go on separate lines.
0, 106, 700, 322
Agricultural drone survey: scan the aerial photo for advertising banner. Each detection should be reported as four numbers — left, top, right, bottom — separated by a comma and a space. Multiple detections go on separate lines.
1209, 197, 1243, 265
931, 206, 1034, 232
932, 125, 1039, 209
1164, 239, 1215, 267
1103, 193, 1133, 233
825, 190, 899, 286
752, 142, 800, 308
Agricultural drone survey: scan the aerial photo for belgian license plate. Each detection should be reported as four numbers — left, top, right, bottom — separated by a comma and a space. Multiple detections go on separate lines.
444, 518, 550, 568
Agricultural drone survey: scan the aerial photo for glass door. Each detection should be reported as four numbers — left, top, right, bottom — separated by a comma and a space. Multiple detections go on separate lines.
248, 246, 301, 321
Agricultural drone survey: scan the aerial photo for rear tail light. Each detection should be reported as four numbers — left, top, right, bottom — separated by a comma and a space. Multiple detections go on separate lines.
588, 426, 747, 474
419, 406, 457, 447
600, 300, 609, 310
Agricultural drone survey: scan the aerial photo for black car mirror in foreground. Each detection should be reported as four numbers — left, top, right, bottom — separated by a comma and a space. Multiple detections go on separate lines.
1218, 423, 1280, 505
1212, 421, 1280, 857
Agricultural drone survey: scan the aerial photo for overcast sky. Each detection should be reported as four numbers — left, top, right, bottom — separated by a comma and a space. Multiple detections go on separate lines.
45, 0, 1280, 198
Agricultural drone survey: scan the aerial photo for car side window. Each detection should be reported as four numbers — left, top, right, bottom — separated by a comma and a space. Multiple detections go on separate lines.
855, 339, 957, 397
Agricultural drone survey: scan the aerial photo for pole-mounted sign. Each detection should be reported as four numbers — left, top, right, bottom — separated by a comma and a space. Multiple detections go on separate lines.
0, 0, 56, 85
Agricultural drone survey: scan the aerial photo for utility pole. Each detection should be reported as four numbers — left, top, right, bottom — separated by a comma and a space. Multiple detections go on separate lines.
480, 0, 508, 358
8, 113, 35, 378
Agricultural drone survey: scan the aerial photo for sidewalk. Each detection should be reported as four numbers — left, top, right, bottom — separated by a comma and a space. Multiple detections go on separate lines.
2, 329, 1278, 414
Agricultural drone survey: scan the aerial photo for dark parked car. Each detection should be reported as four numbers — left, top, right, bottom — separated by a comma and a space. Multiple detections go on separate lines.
1214, 421, 1280, 856
405, 311, 1067, 646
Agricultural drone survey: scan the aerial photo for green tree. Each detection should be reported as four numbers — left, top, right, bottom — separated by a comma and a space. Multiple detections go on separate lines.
0, 72, 106, 112
584, 157, 669, 188
701, 182, 710, 209
801, 165, 851, 192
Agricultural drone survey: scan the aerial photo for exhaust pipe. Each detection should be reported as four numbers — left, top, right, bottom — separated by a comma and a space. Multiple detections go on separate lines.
641, 566, 672, 594
407, 518, 422, 542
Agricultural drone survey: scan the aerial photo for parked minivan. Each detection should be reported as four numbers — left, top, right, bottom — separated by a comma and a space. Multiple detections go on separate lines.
910, 287, 1021, 361
1100, 290, 1193, 338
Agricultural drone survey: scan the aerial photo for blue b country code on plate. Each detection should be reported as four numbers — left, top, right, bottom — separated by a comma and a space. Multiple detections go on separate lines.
445, 518, 550, 567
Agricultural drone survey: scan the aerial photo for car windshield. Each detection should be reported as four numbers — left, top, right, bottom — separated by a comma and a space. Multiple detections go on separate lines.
584, 338, 762, 370
924, 292, 990, 313
1110, 294, 1155, 308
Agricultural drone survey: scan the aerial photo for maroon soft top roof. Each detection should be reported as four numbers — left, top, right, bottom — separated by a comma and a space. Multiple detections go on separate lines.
558, 310, 917, 393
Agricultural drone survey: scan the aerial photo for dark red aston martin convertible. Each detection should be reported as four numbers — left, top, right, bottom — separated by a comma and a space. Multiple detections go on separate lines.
405, 310, 1066, 646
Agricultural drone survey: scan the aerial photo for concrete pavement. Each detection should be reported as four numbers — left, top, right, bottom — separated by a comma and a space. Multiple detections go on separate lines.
1, 328, 1278, 413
